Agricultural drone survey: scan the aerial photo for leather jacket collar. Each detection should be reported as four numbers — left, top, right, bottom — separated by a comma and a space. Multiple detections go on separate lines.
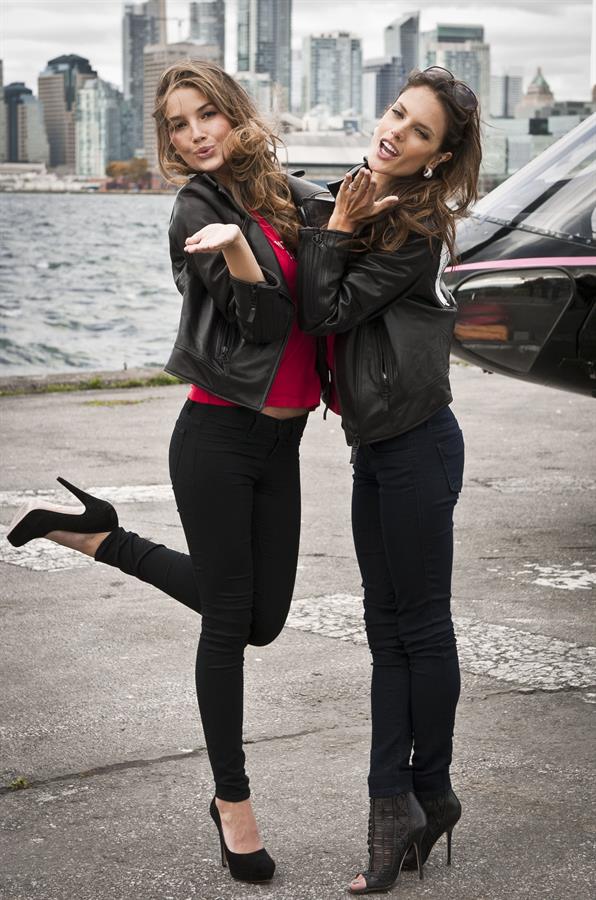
327, 158, 370, 197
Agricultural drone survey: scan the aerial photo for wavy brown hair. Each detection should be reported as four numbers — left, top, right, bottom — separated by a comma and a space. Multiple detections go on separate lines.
355, 69, 482, 261
153, 61, 301, 248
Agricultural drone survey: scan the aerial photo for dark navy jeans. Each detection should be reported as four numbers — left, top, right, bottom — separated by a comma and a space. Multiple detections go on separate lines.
97, 400, 307, 802
351, 405, 464, 797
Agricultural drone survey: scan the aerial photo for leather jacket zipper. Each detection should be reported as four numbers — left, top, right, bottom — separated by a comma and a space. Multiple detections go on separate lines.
350, 328, 364, 462
376, 325, 395, 409
239, 218, 258, 324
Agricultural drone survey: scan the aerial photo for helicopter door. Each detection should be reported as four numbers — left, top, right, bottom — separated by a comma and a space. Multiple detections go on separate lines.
453, 268, 575, 374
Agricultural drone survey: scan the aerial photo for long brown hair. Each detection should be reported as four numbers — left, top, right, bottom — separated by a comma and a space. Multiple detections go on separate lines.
356, 69, 482, 261
153, 61, 300, 248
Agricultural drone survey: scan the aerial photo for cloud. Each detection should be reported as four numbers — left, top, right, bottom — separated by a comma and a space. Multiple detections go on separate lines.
292, 1, 592, 98
1, 0, 592, 102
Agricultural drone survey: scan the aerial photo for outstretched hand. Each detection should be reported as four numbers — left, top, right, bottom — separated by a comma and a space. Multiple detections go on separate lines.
185, 223, 242, 254
328, 168, 399, 233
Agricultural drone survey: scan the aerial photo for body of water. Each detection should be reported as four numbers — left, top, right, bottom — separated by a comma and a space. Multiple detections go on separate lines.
0, 193, 182, 375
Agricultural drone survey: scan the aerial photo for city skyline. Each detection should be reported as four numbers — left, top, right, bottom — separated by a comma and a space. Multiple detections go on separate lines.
2, 0, 594, 103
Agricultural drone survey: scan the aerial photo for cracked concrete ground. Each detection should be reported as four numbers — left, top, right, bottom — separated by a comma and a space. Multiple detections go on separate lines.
1, 364, 595, 900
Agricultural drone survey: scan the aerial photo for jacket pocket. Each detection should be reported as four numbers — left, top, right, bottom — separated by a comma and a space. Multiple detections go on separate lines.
437, 430, 465, 494
373, 321, 397, 407
213, 319, 237, 371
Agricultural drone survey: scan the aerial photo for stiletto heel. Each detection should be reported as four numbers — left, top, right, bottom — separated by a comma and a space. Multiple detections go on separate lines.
402, 788, 461, 871
209, 798, 275, 884
412, 836, 424, 880
446, 826, 454, 865
6, 477, 118, 547
347, 792, 427, 895
217, 830, 227, 868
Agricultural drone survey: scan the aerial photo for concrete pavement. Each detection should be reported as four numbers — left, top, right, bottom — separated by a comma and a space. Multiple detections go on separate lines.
0, 363, 595, 900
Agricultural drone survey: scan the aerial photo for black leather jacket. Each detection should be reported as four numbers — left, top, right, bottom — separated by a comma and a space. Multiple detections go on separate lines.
165, 172, 329, 410
297, 209, 457, 447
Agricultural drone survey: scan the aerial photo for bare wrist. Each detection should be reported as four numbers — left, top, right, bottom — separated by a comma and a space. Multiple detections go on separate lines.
328, 214, 355, 234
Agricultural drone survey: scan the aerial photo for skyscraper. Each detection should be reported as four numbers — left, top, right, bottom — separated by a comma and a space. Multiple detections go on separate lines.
5, 82, 32, 161
421, 24, 490, 114
189, 0, 225, 64
490, 71, 523, 118
76, 79, 126, 176
384, 12, 419, 78
515, 68, 555, 118
38, 54, 96, 168
123, 1, 167, 155
0, 61, 7, 162
362, 57, 406, 126
302, 32, 362, 117
235, 72, 273, 114
237, 0, 292, 111
4, 82, 50, 164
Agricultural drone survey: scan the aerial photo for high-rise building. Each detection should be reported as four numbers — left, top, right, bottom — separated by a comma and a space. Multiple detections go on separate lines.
189, 0, 225, 64
4, 82, 50, 164
5, 82, 32, 161
302, 32, 362, 116
491, 71, 523, 118
0, 61, 7, 162
237, 0, 292, 111
143, 41, 221, 167
515, 68, 555, 118
362, 57, 406, 127
421, 24, 490, 114
384, 12, 419, 78
16, 97, 50, 165
291, 48, 302, 114
76, 79, 126, 176
38, 54, 96, 169
235, 71, 273, 115
123, 1, 167, 155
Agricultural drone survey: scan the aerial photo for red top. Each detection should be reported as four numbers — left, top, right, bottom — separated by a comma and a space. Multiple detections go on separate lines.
188, 213, 322, 409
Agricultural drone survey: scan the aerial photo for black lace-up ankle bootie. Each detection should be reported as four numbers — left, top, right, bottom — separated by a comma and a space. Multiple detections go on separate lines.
402, 787, 461, 870
347, 792, 427, 894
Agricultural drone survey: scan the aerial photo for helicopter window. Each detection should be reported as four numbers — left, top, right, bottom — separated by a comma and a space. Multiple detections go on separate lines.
453, 268, 574, 373
474, 115, 596, 246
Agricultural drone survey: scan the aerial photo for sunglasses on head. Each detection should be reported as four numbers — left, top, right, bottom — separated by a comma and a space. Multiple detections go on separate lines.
422, 66, 478, 111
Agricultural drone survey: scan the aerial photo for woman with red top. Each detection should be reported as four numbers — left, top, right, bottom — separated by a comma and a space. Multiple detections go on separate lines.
7, 62, 330, 885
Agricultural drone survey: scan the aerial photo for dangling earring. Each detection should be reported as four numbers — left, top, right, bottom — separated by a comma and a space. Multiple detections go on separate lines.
423, 166, 433, 179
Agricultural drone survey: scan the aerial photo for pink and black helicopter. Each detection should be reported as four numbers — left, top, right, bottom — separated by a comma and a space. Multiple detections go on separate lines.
444, 113, 596, 398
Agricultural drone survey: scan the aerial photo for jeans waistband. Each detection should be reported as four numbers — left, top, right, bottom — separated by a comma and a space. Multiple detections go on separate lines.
182, 400, 308, 436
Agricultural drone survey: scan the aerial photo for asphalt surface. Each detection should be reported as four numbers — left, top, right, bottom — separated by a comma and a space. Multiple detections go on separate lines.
0, 363, 595, 900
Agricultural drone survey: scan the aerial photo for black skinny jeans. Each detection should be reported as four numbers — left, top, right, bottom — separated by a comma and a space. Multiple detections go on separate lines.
96, 400, 307, 802
351, 405, 464, 798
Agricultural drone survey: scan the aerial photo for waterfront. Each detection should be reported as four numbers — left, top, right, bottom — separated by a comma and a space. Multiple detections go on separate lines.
0, 193, 179, 375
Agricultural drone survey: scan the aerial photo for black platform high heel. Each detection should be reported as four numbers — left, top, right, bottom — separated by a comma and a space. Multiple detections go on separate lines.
209, 797, 275, 884
347, 792, 427, 895
401, 787, 462, 870
6, 477, 118, 547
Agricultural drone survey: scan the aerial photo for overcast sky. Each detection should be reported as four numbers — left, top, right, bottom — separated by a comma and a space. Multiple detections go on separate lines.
1, 0, 594, 102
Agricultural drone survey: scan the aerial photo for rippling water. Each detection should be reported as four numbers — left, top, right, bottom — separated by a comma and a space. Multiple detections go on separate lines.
0, 192, 181, 375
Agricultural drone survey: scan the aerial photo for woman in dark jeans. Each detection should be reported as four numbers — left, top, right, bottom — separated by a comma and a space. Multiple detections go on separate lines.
7, 61, 327, 886
298, 67, 482, 894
